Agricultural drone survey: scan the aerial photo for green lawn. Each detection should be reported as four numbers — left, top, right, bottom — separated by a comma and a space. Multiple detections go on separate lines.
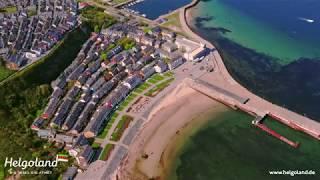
147, 74, 165, 84
163, 71, 174, 77
112, 0, 129, 5
133, 82, 152, 94
145, 78, 174, 97
27, 7, 37, 17
91, 142, 101, 149
143, 27, 152, 33
0, 6, 17, 13
80, 6, 116, 32
118, 93, 138, 111
117, 37, 135, 50
99, 144, 115, 161
161, 12, 181, 28
152, 74, 165, 81
97, 112, 119, 139
133, 88, 144, 94
110, 115, 134, 141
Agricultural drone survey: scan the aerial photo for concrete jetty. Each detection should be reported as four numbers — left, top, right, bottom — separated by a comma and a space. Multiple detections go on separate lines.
179, 0, 320, 141
186, 76, 320, 140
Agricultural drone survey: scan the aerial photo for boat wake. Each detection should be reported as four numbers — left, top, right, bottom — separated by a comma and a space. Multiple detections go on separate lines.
298, 17, 315, 23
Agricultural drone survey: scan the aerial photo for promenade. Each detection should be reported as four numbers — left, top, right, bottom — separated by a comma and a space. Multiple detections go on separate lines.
77, 1, 320, 179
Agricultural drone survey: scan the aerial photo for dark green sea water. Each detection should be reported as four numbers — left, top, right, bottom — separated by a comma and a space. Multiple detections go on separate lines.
170, 110, 320, 180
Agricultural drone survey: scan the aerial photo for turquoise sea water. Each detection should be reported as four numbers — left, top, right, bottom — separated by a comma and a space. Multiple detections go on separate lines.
170, 110, 320, 180
194, 0, 320, 64
190, 0, 320, 120
170, 0, 320, 179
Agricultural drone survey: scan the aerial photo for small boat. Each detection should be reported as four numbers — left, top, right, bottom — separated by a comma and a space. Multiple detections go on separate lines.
298, 17, 315, 23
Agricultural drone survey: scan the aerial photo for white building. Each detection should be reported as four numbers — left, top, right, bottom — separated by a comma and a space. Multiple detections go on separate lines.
175, 37, 207, 61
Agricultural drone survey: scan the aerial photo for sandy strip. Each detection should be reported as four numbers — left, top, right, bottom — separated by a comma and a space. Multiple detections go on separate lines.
117, 81, 228, 180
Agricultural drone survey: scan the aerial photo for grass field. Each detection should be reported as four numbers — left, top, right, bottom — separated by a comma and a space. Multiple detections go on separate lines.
147, 74, 165, 84
145, 77, 174, 97
92, 142, 101, 149
133, 82, 152, 94
99, 144, 115, 160
161, 12, 181, 28
163, 71, 174, 77
110, 115, 134, 141
97, 112, 119, 139
80, 5, 116, 32
0, 6, 17, 13
112, 0, 129, 5
118, 93, 138, 111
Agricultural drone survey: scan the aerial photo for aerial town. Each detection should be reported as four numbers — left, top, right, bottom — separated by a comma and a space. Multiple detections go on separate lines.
31, 20, 208, 177
1, 0, 320, 180
0, 0, 78, 70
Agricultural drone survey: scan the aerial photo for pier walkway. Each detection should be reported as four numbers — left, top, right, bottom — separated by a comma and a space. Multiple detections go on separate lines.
179, 0, 320, 140
186, 77, 320, 140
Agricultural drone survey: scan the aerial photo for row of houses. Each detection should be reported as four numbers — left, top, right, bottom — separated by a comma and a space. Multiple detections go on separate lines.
0, 0, 78, 69
32, 22, 197, 172
37, 129, 94, 170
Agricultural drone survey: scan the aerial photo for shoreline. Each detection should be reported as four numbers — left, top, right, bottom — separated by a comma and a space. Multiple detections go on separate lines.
113, 0, 320, 179
179, 0, 320, 138
117, 81, 228, 179
160, 106, 228, 180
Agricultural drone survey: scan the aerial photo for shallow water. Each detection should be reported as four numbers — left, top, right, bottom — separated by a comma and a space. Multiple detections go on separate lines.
170, 110, 320, 180
189, 0, 320, 121
169, 1, 320, 179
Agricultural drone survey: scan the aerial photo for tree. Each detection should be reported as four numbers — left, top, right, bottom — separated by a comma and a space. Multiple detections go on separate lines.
100, 53, 107, 61
94, 25, 100, 33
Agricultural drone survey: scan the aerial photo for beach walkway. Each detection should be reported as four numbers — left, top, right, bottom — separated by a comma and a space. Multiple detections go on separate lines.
77, 0, 320, 179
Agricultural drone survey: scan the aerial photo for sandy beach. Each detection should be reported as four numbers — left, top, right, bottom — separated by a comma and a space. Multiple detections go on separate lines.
118, 81, 228, 180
